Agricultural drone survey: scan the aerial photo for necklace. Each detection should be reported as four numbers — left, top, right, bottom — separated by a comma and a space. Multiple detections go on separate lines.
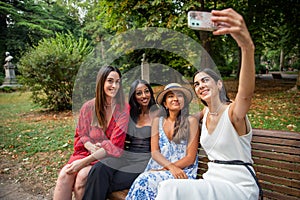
208, 103, 223, 116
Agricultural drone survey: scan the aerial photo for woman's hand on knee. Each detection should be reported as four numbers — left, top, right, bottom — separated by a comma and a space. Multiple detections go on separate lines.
65, 159, 87, 174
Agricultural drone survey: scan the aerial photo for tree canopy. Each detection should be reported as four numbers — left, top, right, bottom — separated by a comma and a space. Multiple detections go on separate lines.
1, 0, 299, 109
81, 0, 299, 74
0, 0, 82, 66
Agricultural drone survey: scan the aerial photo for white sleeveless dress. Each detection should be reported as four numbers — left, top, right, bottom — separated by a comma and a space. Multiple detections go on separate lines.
156, 106, 259, 200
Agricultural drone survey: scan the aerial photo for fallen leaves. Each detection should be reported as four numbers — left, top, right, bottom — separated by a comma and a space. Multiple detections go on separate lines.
287, 124, 297, 131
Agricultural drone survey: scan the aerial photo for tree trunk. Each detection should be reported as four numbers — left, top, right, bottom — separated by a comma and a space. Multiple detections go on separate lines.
296, 71, 300, 89
280, 49, 284, 71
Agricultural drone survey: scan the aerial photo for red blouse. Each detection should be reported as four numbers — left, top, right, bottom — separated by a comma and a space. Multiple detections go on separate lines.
68, 98, 130, 165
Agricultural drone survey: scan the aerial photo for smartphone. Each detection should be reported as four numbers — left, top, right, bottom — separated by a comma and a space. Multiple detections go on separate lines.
187, 11, 217, 31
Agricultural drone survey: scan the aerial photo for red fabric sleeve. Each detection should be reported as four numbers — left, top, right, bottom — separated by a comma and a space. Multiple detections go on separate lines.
77, 101, 93, 142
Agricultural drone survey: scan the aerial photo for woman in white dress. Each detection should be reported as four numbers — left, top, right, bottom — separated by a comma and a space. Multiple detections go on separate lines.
156, 8, 261, 200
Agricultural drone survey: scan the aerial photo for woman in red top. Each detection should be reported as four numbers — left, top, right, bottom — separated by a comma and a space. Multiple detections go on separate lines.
53, 66, 130, 200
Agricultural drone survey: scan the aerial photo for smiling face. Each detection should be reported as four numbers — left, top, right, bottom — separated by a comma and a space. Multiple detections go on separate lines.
104, 71, 120, 99
135, 83, 151, 107
163, 91, 185, 111
193, 72, 221, 103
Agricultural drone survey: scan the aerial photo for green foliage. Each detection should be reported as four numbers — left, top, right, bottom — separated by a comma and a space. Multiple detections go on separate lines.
0, 71, 4, 85
0, 0, 82, 67
0, 86, 17, 93
80, 0, 299, 81
18, 32, 93, 110
256, 64, 267, 74
289, 59, 300, 70
218, 66, 232, 77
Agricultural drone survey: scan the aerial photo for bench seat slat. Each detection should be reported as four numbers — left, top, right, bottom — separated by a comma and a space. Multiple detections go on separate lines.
108, 190, 129, 200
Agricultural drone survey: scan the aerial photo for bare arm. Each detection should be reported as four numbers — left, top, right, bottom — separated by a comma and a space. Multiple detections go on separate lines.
212, 8, 255, 135
65, 148, 107, 174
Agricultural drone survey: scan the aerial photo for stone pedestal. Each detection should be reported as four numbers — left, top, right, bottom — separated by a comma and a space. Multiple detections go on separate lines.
141, 53, 150, 83
1, 52, 21, 89
3, 62, 17, 85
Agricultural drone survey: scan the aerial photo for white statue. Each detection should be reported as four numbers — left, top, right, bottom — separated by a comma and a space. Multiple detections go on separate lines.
5, 52, 13, 63
2, 51, 17, 85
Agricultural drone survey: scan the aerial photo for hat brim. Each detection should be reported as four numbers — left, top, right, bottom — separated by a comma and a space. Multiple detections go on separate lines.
156, 87, 193, 105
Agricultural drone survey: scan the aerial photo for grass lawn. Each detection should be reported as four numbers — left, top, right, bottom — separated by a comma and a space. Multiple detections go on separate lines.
0, 78, 299, 197
0, 92, 74, 195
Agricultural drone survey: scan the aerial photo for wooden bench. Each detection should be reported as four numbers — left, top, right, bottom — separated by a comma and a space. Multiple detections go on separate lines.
108, 129, 300, 200
271, 73, 283, 79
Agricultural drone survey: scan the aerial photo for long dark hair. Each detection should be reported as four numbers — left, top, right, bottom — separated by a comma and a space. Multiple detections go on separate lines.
95, 66, 125, 129
128, 79, 156, 123
160, 91, 190, 144
193, 68, 231, 106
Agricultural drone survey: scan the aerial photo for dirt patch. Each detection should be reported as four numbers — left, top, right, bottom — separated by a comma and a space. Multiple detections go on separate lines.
0, 176, 52, 200
0, 110, 73, 200
0, 151, 56, 200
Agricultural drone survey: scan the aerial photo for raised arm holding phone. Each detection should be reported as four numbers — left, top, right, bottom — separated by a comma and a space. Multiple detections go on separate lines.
156, 8, 261, 200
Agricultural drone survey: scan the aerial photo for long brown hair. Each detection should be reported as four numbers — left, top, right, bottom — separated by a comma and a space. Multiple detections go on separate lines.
160, 91, 190, 144
95, 66, 125, 129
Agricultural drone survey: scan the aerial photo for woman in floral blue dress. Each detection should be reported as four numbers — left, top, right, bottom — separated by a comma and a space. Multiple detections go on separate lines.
126, 83, 200, 200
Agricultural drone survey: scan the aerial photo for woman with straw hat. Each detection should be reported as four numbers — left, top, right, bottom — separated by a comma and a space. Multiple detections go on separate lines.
126, 83, 199, 200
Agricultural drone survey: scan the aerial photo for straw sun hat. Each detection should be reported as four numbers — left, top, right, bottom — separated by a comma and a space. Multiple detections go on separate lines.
156, 83, 193, 105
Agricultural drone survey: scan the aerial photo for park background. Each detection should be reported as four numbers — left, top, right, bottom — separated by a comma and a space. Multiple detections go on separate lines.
0, 0, 299, 199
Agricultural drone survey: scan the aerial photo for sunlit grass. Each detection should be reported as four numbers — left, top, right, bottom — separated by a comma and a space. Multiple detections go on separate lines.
0, 92, 74, 155
0, 92, 74, 192
249, 90, 299, 132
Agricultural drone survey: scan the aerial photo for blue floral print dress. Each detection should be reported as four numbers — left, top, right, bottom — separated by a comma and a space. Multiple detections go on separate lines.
125, 117, 198, 200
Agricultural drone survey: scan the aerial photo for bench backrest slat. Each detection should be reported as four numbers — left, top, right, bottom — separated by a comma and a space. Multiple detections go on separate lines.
252, 143, 299, 155
252, 150, 300, 163
252, 136, 300, 148
255, 164, 300, 181
263, 189, 299, 200
253, 157, 300, 171
108, 129, 300, 200
256, 173, 300, 189
261, 181, 300, 198
252, 129, 300, 199
253, 129, 300, 140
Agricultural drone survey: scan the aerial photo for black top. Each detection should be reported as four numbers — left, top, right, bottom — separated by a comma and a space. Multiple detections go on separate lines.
125, 121, 151, 153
